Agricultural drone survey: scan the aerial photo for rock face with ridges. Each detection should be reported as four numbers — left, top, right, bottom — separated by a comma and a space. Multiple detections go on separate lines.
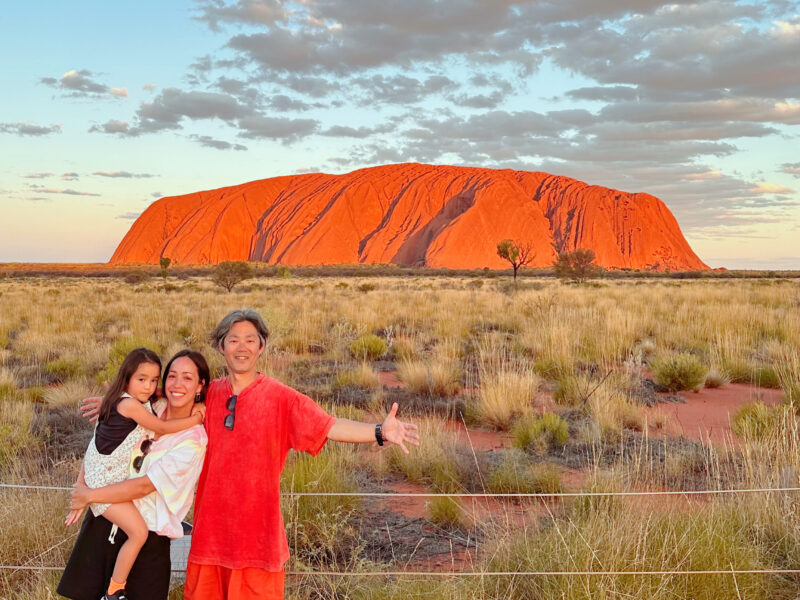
110, 163, 708, 270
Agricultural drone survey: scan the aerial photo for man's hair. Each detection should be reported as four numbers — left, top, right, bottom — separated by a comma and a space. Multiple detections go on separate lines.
210, 309, 269, 350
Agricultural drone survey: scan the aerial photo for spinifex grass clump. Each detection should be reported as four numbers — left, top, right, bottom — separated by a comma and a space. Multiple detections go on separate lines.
333, 362, 380, 390
651, 352, 708, 392
486, 451, 562, 495
477, 368, 541, 430
512, 412, 569, 454
731, 402, 786, 441
427, 495, 466, 528
397, 358, 462, 397
349, 334, 387, 360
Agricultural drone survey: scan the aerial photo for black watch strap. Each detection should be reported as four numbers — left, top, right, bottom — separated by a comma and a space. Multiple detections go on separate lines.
375, 423, 384, 446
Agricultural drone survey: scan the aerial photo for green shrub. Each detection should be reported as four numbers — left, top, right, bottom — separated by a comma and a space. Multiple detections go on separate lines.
731, 402, 783, 441
45, 357, 88, 382
553, 373, 591, 406
349, 334, 387, 360
96, 337, 160, 384
651, 353, 708, 392
752, 366, 780, 389
427, 496, 465, 528
276, 265, 291, 279
512, 413, 569, 453
212, 261, 253, 292
486, 451, 536, 494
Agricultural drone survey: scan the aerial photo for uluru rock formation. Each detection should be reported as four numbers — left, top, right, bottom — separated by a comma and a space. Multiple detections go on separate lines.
110, 163, 708, 271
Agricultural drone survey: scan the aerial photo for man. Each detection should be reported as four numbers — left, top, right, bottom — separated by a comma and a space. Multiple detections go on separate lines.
84, 309, 418, 600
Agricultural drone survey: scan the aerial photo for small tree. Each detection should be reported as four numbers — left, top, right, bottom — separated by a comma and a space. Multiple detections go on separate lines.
553, 248, 603, 283
213, 261, 253, 293
159, 257, 171, 288
496, 239, 535, 281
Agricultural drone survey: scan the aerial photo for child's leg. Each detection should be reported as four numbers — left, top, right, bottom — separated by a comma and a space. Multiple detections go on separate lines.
102, 502, 149, 586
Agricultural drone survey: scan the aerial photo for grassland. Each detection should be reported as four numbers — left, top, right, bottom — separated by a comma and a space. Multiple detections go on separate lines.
1, 273, 799, 599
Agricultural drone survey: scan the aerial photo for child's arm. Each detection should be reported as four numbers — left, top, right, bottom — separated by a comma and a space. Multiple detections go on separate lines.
117, 397, 202, 435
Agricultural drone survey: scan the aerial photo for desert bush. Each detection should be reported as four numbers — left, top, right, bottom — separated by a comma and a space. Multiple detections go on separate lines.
704, 367, 730, 388
397, 358, 462, 397
553, 373, 592, 406
752, 365, 781, 388
477, 369, 541, 430
777, 350, 800, 407
333, 362, 380, 390
512, 413, 569, 454
390, 335, 417, 361
212, 260, 253, 292
651, 353, 708, 391
386, 422, 476, 492
349, 334, 387, 360
553, 248, 604, 283
427, 496, 465, 529
731, 402, 784, 441
123, 269, 150, 285
96, 337, 160, 384
45, 356, 89, 382
485, 450, 563, 496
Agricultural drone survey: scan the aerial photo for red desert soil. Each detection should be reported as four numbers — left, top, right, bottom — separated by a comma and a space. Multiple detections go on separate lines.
646, 383, 784, 445
111, 163, 707, 271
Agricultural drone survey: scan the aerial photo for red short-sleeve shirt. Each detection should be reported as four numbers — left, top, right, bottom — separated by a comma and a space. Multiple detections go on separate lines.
188, 374, 336, 570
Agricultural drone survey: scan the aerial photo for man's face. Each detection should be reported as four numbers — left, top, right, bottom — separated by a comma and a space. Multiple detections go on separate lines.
220, 320, 264, 375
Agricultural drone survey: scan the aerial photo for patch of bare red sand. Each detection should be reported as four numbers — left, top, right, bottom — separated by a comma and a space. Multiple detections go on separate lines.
645, 383, 783, 445
378, 370, 406, 389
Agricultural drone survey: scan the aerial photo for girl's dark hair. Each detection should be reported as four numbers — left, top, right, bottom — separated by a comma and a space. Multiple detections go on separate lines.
162, 349, 210, 403
99, 347, 162, 423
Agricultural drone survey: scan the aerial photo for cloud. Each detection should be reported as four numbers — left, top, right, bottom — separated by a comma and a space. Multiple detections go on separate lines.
0, 122, 62, 136
193, 0, 287, 31
189, 134, 248, 150
143, 83, 157, 91
320, 124, 395, 138
60, 172, 80, 181
151, 192, 163, 198
93, 171, 156, 178
23, 172, 54, 179
781, 162, 800, 178
41, 69, 127, 98
88, 120, 134, 135
749, 182, 796, 194
116, 211, 142, 220
236, 115, 319, 141
29, 187, 100, 197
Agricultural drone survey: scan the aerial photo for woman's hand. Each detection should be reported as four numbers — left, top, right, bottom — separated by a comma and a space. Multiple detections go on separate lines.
70, 479, 93, 511
80, 396, 102, 423
381, 402, 420, 455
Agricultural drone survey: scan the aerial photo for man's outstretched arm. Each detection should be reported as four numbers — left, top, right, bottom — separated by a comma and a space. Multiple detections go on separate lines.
327, 402, 419, 454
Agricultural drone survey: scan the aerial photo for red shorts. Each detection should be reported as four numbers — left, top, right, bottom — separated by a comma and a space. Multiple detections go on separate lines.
184, 562, 285, 600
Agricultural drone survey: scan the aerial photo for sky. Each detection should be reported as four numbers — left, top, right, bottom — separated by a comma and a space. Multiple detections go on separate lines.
1, 0, 798, 269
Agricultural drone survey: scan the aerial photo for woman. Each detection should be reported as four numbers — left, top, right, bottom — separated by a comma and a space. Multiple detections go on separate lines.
58, 350, 210, 600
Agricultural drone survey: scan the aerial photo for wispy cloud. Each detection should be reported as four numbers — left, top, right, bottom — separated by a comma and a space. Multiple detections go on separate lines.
41, 69, 127, 98
93, 171, 156, 178
0, 122, 61, 136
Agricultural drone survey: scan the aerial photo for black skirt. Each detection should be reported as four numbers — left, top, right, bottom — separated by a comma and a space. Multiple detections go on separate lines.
57, 511, 171, 600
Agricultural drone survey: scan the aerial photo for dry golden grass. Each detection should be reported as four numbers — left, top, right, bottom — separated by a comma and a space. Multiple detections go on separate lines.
1, 274, 799, 599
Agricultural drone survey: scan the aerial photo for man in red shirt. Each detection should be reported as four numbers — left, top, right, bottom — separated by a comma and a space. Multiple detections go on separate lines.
184, 309, 419, 600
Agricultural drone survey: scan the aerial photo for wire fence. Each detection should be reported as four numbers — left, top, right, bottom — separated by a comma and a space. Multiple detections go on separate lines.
3, 482, 800, 578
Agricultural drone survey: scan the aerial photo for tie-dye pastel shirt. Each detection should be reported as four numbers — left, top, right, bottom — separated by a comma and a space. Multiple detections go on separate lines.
129, 424, 207, 539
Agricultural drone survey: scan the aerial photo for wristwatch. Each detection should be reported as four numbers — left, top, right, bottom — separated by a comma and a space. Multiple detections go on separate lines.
375, 423, 384, 446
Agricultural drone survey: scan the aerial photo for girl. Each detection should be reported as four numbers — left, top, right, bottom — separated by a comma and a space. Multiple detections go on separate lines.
67, 347, 204, 600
